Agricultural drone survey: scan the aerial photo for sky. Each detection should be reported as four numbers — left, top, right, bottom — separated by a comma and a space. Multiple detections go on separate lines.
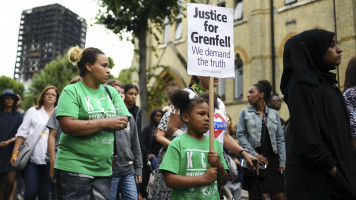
0, 0, 134, 79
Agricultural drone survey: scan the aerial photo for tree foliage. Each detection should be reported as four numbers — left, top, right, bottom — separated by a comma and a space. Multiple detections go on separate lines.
22, 53, 116, 111
118, 68, 135, 85
22, 55, 77, 110
96, 0, 181, 39
0, 76, 24, 96
146, 65, 173, 112
96, 0, 182, 127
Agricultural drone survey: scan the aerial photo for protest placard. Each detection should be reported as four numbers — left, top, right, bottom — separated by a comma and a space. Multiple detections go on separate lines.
187, 3, 234, 78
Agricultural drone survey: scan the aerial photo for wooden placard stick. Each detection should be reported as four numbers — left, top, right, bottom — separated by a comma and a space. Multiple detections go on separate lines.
209, 76, 214, 152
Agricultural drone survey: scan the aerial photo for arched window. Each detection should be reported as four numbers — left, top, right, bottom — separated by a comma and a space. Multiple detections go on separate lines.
218, 78, 226, 101
163, 17, 170, 44
234, 53, 243, 99
234, 0, 243, 21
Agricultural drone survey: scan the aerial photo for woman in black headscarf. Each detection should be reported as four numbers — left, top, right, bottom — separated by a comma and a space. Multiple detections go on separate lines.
281, 29, 356, 200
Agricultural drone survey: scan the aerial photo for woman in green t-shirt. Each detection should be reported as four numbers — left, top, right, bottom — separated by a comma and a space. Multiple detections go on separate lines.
55, 46, 131, 199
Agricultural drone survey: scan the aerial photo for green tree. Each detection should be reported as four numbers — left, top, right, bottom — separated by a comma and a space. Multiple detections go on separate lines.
22, 93, 38, 111
96, 0, 182, 127
118, 68, 134, 85
31, 55, 78, 94
22, 54, 77, 110
0, 76, 25, 96
146, 65, 173, 112
23, 53, 116, 111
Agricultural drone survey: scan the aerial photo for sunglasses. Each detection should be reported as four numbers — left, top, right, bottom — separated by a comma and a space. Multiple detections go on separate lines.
3, 95, 15, 100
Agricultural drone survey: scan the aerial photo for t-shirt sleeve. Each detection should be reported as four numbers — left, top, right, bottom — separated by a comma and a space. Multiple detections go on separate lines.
108, 86, 131, 118
215, 139, 229, 171
16, 107, 35, 139
159, 139, 180, 174
56, 85, 79, 119
47, 109, 59, 130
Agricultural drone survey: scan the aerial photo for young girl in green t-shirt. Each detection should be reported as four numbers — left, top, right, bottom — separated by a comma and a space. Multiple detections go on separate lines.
159, 88, 228, 200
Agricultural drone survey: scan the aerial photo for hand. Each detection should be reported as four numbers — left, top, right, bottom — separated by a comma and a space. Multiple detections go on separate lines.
207, 151, 220, 168
242, 151, 258, 170
105, 117, 128, 130
328, 166, 337, 177
135, 175, 142, 184
256, 154, 268, 165
10, 155, 17, 167
203, 167, 217, 184
148, 154, 155, 160
0, 140, 10, 148
279, 166, 285, 174
233, 158, 241, 166
49, 160, 55, 181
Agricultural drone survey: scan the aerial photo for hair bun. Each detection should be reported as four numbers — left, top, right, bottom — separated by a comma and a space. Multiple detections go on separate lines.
68, 46, 83, 63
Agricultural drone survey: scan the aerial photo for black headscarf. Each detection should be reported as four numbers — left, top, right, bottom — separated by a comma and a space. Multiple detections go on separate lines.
280, 29, 337, 102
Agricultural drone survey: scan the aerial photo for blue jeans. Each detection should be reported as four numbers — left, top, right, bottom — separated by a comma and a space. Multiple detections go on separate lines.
110, 172, 138, 200
55, 169, 111, 200
23, 161, 51, 200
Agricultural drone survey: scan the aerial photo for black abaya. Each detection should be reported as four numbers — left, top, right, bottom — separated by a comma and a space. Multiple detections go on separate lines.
281, 29, 356, 200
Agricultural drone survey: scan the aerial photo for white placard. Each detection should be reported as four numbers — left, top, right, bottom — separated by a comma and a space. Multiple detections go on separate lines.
187, 3, 234, 78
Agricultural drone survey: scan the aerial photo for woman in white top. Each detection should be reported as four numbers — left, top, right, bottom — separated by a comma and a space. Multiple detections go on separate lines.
11, 85, 59, 200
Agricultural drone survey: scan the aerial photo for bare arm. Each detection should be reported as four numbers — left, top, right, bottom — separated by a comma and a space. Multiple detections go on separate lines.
58, 116, 128, 136
224, 133, 257, 170
10, 136, 25, 166
164, 168, 217, 189
166, 112, 183, 137
0, 136, 16, 148
156, 128, 171, 147
48, 129, 57, 180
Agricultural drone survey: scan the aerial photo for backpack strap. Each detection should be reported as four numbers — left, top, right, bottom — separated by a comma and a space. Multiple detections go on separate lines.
103, 85, 117, 158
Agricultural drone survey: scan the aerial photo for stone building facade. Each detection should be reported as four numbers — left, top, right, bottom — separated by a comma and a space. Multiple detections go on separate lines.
131, 0, 356, 125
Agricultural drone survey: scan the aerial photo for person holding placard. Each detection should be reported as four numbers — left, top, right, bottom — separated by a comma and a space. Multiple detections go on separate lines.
166, 76, 258, 169
160, 87, 228, 200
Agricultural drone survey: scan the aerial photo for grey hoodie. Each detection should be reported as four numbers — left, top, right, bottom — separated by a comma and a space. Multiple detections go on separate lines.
112, 117, 143, 177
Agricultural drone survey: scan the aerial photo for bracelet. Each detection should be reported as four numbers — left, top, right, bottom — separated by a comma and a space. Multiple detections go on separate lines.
11, 151, 19, 160
218, 170, 227, 178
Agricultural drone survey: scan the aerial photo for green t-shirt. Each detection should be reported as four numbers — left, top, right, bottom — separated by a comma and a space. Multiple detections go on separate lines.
159, 133, 228, 200
55, 81, 131, 176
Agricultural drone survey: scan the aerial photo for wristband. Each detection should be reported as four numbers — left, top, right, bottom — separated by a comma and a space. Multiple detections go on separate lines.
11, 151, 19, 160
11, 137, 16, 142
218, 170, 227, 178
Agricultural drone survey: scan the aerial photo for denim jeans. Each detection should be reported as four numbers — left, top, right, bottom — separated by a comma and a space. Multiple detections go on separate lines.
23, 161, 51, 200
55, 169, 111, 200
110, 172, 138, 200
